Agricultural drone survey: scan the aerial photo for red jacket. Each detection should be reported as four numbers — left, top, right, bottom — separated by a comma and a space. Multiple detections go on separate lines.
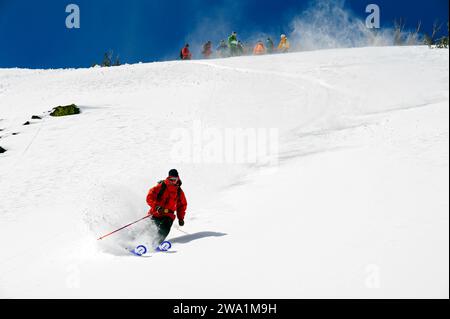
146, 177, 187, 221
181, 47, 192, 60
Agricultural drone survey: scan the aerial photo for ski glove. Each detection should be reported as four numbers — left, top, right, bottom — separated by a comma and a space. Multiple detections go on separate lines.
178, 219, 185, 227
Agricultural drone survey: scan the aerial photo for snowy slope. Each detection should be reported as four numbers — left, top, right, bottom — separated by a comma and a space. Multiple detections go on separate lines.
0, 46, 448, 298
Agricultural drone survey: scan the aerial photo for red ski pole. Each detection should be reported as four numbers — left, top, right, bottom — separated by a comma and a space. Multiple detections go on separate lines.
97, 215, 151, 241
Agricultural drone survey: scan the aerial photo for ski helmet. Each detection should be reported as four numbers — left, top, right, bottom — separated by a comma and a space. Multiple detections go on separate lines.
169, 169, 179, 178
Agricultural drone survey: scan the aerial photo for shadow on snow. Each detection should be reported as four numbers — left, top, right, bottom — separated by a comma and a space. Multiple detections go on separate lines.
170, 231, 227, 244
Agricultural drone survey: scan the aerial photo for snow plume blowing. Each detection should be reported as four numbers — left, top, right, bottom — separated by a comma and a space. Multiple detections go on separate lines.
82, 185, 159, 255
186, 0, 421, 57
289, 0, 412, 51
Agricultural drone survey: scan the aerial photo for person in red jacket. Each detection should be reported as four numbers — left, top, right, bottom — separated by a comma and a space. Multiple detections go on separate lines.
180, 44, 192, 60
146, 169, 187, 245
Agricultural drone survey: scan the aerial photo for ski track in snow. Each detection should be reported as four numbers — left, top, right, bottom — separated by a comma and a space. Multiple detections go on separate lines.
0, 46, 448, 298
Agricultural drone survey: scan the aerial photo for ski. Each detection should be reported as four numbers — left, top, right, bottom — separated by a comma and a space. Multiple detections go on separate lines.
126, 241, 172, 257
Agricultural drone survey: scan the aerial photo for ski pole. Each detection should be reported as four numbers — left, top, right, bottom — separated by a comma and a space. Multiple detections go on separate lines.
97, 215, 151, 241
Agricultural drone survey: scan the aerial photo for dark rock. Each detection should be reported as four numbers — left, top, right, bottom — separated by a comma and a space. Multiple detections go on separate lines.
50, 104, 80, 117
12, 132, 19, 135
31, 115, 42, 120
0, 146, 6, 154
23, 121, 31, 126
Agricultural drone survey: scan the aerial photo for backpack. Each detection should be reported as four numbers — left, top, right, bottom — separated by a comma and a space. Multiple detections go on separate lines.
156, 180, 181, 202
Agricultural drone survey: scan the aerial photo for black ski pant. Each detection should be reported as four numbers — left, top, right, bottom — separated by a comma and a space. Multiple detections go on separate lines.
151, 216, 173, 245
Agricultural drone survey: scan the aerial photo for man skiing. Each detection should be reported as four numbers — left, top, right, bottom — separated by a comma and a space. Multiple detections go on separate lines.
146, 169, 187, 245
217, 40, 229, 58
253, 40, 266, 55
277, 34, 290, 53
202, 41, 213, 58
180, 44, 192, 60
237, 41, 246, 55
228, 31, 239, 56
266, 37, 274, 53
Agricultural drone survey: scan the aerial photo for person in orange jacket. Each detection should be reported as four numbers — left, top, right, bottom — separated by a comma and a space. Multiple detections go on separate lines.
146, 169, 187, 245
278, 34, 290, 53
253, 41, 266, 55
180, 44, 192, 60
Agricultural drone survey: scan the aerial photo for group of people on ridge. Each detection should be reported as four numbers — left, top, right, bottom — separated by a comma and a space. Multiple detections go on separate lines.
180, 32, 291, 60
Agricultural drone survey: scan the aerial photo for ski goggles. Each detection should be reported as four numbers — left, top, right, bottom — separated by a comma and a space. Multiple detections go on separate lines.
168, 177, 179, 184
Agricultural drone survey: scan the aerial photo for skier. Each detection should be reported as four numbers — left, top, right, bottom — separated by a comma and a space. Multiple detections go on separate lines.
228, 31, 239, 56
180, 44, 192, 60
266, 37, 274, 54
146, 169, 187, 245
237, 41, 246, 56
217, 40, 229, 58
277, 34, 290, 53
253, 41, 266, 55
202, 41, 213, 59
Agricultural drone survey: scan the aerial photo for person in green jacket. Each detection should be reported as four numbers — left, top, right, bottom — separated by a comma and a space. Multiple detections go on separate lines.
228, 31, 239, 56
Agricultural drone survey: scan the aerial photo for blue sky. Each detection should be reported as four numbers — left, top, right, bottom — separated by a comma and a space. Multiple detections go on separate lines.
0, 0, 448, 69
